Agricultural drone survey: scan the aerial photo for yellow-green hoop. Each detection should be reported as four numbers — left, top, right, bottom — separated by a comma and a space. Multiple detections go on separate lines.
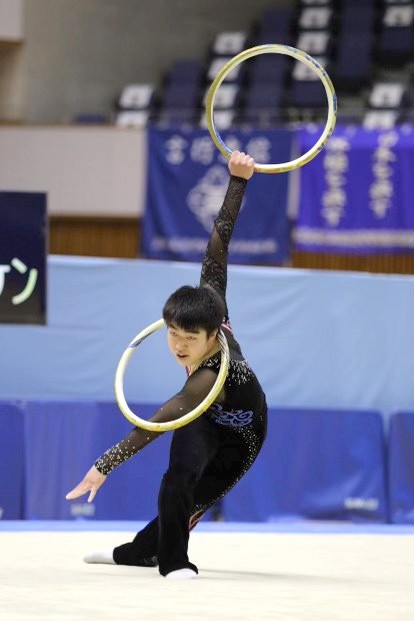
206, 44, 337, 173
114, 319, 230, 432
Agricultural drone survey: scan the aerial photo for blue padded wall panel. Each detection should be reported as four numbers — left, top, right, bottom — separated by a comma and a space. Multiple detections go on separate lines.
0, 401, 25, 519
5, 401, 393, 524
222, 408, 388, 523
23, 401, 172, 520
388, 412, 414, 524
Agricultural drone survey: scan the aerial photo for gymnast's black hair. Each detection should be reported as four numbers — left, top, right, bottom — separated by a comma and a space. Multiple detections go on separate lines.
163, 285, 225, 336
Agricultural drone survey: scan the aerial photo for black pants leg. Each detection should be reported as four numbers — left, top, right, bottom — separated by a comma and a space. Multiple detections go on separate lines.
157, 415, 221, 575
113, 517, 159, 566
113, 415, 220, 571
114, 412, 267, 574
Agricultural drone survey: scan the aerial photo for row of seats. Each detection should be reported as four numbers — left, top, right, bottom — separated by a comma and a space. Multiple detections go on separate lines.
113, 0, 414, 130
1, 401, 412, 524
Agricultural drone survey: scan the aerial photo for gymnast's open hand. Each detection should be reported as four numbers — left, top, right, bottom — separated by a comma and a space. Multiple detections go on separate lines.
228, 150, 255, 180
66, 465, 107, 503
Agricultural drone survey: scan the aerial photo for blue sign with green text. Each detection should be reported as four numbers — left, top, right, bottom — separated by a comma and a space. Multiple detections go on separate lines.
0, 192, 47, 324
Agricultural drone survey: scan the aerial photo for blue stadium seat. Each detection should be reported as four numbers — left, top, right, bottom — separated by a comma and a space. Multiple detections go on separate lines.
206, 57, 244, 84
368, 81, 408, 110
222, 408, 388, 523
257, 8, 294, 35
251, 32, 295, 47
377, 4, 414, 64
296, 31, 331, 56
162, 83, 200, 109
248, 55, 289, 85
341, 3, 375, 31
160, 60, 204, 124
0, 401, 25, 519
378, 25, 414, 64
334, 33, 374, 90
242, 83, 285, 125
117, 83, 155, 110
363, 110, 399, 130
332, 0, 375, 91
287, 53, 329, 109
166, 60, 204, 85
388, 412, 414, 524
288, 79, 327, 108
115, 83, 155, 127
251, 7, 295, 48
298, 6, 333, 30
160, 84, 201, 124
212, 31, 247, 56
241, 55, 288, 124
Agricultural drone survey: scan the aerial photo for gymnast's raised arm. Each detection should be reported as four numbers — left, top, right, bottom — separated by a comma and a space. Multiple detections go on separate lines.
199, 150, 255, 316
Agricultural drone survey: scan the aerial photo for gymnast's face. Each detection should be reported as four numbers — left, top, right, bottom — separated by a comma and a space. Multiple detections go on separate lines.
167, 323, 219, 367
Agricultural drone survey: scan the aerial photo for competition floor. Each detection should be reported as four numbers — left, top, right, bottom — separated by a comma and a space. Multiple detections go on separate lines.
0, 521, 413, 621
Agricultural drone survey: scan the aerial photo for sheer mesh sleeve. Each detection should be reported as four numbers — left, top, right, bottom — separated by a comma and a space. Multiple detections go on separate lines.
200, 175, 247, 314
95, 367, 219, 475
95, 175, 247, 476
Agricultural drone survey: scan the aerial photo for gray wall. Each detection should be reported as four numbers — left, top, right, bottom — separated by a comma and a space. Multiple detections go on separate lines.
0, 0, 293, 124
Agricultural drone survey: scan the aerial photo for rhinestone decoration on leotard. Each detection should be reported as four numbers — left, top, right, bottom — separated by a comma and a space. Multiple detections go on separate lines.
96, 437, 146, 475
199, 355, 254, 387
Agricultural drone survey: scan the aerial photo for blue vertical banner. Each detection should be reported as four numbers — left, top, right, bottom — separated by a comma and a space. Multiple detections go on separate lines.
294, 125, 414, 253
0, 192, 47, 324
142, 126, 293, 264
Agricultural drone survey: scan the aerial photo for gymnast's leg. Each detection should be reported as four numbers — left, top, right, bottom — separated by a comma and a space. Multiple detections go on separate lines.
89, 416, 220, 571
156, 416, 221, 577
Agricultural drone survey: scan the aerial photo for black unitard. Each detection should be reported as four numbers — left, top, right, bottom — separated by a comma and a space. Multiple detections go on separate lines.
94, 175, 268, 575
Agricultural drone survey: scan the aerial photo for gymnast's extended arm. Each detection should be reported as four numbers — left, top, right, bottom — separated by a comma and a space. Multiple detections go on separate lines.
93, 367, 218, 475
65, 366, 219, 501
199, 150, 255, 314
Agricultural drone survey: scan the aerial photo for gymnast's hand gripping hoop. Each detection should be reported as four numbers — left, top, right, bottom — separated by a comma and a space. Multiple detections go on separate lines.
206, 44, 337, 173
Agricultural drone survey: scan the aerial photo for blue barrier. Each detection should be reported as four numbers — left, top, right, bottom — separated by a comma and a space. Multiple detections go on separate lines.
0, 401, 394, 523
23, 401, 172, 520
0, 402, 25, 519
388, 412, 414, 524
222, 408, 388, 523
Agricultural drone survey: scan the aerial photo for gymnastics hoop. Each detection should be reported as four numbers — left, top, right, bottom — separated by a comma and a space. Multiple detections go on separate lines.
205, 44, 337, 174
114, 319, 230, 432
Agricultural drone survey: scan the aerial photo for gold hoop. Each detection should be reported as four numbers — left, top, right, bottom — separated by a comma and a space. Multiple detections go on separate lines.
114, 319, 230, 431
206, 44, 337, 173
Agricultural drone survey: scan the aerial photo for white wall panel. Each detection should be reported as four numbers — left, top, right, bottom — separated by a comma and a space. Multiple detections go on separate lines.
0, 126, 146, 215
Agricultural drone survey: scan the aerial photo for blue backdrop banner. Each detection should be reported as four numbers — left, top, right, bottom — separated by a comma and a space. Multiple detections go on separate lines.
142, 126, 293, 264
0, 192, 47, 324
294, 125, 414, 254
